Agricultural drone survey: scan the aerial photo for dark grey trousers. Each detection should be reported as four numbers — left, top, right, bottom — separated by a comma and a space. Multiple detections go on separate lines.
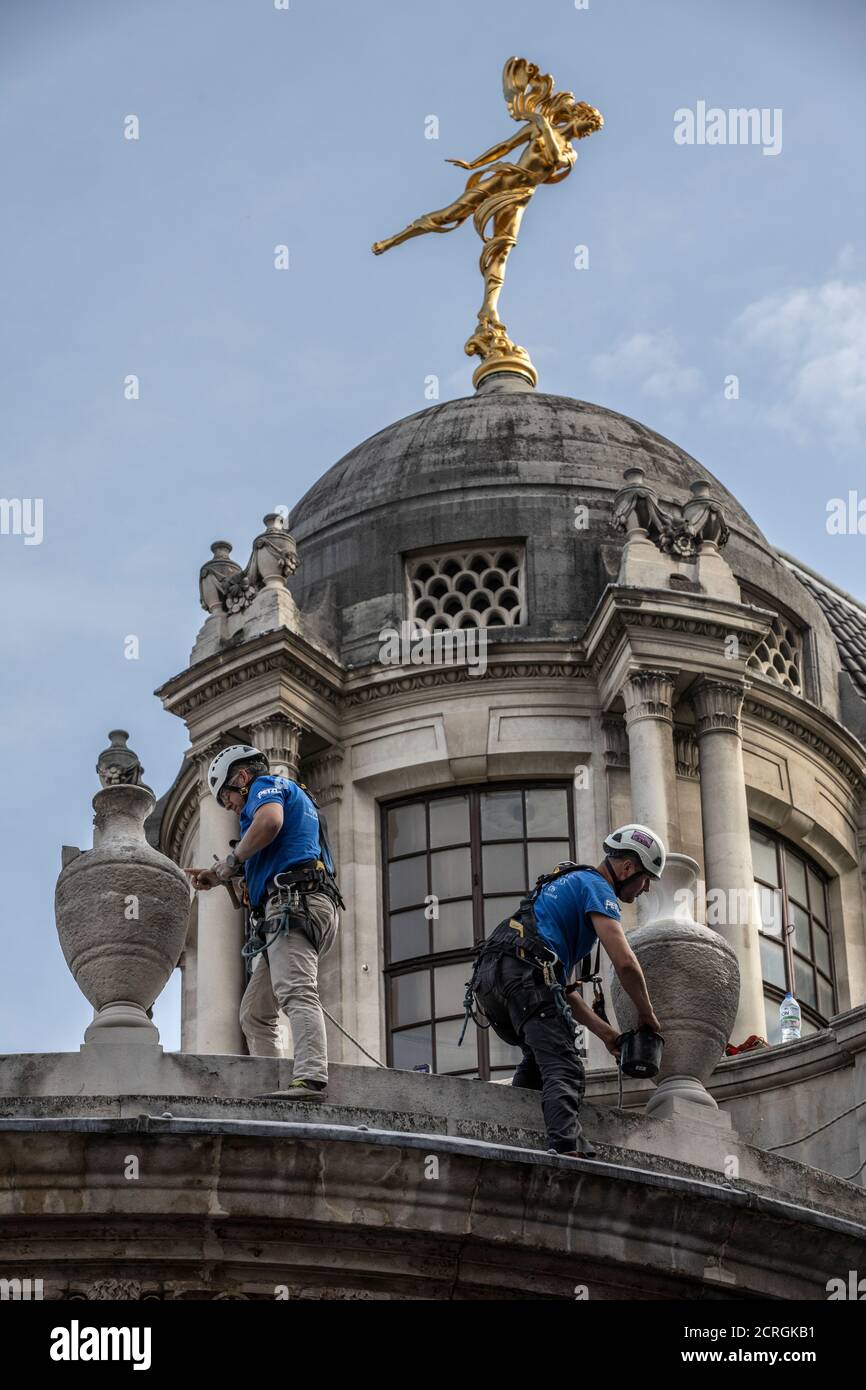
474, 946, 590, 1154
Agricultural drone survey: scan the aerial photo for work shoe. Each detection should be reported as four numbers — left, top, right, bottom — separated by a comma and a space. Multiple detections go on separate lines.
548, 1138, 597, 1160
258, 1079, 328, 1102
284, 1079, 328, 1101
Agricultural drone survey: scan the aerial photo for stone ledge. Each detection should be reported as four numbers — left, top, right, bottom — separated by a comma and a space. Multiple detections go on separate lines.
1, 1115, 864, 1300
1, 1063, 865, 1227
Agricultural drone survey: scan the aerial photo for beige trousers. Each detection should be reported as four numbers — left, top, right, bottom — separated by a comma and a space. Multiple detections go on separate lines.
239, 890, 339, 1082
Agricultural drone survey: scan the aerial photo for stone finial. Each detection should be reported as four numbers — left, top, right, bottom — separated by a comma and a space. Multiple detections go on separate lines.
96, 731, 145, 789
611, 469, 730, 559
610, 468, 674, 543
247, 513, 299, 591
199, 514, 300, 617
609, 853, 740, 1119
681, 480, 730, 551
199, 541, 243, 614
56, 743, 190, 1049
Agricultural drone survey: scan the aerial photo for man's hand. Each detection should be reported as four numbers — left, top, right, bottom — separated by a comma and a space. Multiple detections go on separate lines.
638, 1010, 663, 1034
600, 1023, 623, 1058
185, 867, 219, 891
212, 858, 236, 882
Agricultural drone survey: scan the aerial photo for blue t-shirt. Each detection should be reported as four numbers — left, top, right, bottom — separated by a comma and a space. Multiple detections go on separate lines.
531, 868, 622, 979
239, 775, 324, 907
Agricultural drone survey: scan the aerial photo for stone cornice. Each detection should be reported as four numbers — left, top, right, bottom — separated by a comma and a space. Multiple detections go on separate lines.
155, 631, 343, 722
341, 655, 593, 709
742, 689, 866, 793
710, 1022, 857, 1099
584, 586, 771, 685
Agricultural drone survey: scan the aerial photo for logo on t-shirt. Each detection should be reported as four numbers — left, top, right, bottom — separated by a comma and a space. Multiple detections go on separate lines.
257, 788, 279, 799
604, 898, 620, 914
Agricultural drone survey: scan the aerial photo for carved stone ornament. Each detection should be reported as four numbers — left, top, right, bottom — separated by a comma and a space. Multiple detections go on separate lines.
199, 541, 243, 614
198, 514, 299, 616
611, 468, 730, 559
80, 1278, 143, 1301
691, 678, 745, 737
55, 749, 190, 1047
96, 730, 145, 789
621, 670, 675, 726
610, 854, 740, 1117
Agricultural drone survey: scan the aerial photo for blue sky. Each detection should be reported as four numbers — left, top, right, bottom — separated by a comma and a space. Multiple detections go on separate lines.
1, 0, 864, 1052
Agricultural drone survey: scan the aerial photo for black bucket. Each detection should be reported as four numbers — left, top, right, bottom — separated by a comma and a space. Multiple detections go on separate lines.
616, 1026, 665, 1078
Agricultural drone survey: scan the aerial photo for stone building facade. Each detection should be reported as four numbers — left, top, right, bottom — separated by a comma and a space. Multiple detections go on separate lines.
3, 372, 866, 1300
151, 375, 866, 1082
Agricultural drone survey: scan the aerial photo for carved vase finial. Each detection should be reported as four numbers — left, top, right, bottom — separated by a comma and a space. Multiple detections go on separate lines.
57, 740, 190, 1048
96, 730, 146, 789
610, 854, 740, 1117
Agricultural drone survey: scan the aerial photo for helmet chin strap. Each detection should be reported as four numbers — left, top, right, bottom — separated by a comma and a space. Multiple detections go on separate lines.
604, 856, 649, 899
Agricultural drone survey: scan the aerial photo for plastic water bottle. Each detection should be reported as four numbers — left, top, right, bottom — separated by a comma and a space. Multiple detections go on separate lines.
780, 991, 801, 1043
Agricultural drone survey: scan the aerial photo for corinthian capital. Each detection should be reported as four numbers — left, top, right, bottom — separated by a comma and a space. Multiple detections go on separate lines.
622, 670, 676, 726
248, 714, 306, 781
691, 678, 745, 737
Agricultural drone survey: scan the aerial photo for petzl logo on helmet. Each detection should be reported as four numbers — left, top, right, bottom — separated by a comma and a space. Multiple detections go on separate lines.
630, 829, 653, 848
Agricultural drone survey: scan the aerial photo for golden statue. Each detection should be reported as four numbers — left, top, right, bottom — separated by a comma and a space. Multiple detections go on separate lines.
372, 57, 603, 388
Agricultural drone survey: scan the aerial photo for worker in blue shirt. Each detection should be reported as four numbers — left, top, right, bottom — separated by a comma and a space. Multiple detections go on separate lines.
186, 744, 343, 1100
469, 823, 665, 1159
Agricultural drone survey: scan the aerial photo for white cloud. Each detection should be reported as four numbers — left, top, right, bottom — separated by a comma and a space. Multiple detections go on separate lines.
734, 278, 866, 446
593, 330, 703, 401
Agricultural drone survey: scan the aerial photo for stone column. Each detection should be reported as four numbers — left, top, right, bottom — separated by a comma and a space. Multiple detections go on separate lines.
190, 751, 245, 1055
691, 678, 766, 1044
248, 715, 306, 781
621, 670, 677, 848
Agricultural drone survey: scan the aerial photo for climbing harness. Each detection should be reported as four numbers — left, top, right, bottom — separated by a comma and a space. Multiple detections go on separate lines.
458, 862, 611, 1049
240, 779, 346, 965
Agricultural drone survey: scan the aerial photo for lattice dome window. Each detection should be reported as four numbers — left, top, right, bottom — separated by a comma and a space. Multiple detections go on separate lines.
741, 591, 804, 696
407, 545, 525, 630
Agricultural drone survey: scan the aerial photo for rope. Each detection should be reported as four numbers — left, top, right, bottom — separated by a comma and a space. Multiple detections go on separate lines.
321, 1005, 387, 1069
767, 1094, 866, 1183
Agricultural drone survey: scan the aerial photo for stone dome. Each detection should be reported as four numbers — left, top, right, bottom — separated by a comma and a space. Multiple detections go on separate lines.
287, 384, 799, 667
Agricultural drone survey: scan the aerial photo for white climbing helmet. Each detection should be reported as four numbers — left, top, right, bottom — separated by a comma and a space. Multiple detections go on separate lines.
603, 824, 666, 878
206, 745, 267, 803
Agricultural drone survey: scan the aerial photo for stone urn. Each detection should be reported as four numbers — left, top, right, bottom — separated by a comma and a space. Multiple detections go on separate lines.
609, 853, 740, 1117
55, 782, 190, 1046
249, 513, 299, 590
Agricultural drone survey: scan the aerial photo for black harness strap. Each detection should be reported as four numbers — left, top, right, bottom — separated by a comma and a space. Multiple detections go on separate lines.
458, 861, 616, 1047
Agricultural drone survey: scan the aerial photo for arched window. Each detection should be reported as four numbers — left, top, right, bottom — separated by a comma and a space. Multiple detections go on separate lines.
750, 823, 836, 1043
382, 784, 575, 1079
